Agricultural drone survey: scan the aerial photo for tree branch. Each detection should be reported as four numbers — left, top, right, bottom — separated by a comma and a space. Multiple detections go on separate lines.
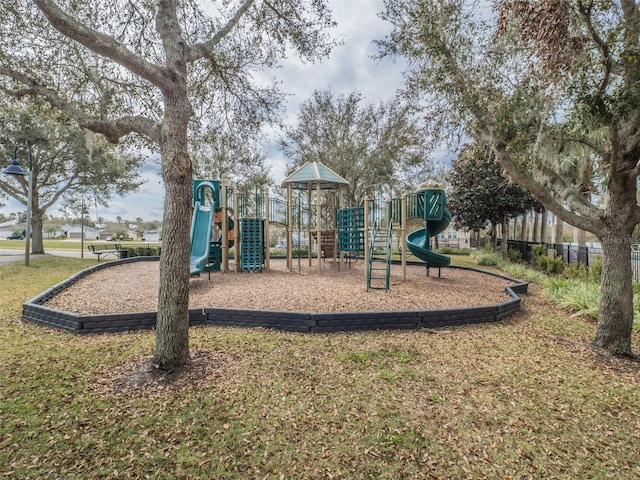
0, 65, 160, 144
40, 174, 79, 212
33, 0, 172, 90
577, 1, 612, 97
187, 0, 257, 62
490, 143, 603, 235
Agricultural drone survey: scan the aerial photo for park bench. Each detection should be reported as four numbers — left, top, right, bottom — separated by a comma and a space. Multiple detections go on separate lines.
88, 243, 124, 261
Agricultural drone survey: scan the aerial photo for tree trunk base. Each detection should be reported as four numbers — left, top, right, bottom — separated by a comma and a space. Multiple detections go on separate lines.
591, 339, 634, 358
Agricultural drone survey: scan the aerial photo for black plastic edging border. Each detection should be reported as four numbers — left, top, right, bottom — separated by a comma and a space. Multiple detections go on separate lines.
22, 257, 528, 334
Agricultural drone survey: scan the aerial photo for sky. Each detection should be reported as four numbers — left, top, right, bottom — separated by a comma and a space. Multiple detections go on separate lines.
1, 0, 406, 223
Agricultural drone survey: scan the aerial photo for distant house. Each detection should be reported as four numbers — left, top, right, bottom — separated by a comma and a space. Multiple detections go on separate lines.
62, 224, 100, 240
436, 226, 471, 248
142, 229, 161, 242
0, 220, 24, 239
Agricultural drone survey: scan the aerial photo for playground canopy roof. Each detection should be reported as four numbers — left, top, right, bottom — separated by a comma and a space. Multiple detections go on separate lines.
281, 161, 349, 190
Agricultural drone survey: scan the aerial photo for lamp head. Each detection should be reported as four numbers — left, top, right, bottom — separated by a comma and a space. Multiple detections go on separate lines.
2, 157, 26, 176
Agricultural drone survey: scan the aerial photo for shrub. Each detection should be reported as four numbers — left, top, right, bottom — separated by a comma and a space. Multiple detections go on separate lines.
472, 251, 502, 266
436, 247, 472, 255
530, 244, 565, 275
556, 282, 599, 319
543, 277, 571, 300
530, 244, 546, 270
500, 263, 548, 284
543, 277, 599, 320
124, 246, 161, 257
588, 255, 602, 283
563, 262, 589, 281
545, 255, 565, 275
507, 247, 522, 263
292, 247, 317, 258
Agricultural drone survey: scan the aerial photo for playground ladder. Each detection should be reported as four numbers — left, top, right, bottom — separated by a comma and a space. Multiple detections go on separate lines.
240, 218, 263, 272
337, 206, 365, 253
367, 221, 393, 291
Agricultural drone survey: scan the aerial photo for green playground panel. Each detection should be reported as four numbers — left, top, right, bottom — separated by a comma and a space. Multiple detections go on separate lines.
405, 192, 421, 219
423, 189, 446, 221
203, 244, 221, 272
337, 206, 365, 252
241, 218, 263, 272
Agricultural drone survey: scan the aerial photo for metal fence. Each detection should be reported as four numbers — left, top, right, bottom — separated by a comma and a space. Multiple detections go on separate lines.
497, 239, 640, 282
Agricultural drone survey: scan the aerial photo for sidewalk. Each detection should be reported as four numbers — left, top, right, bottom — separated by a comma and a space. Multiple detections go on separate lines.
0, 249, 83, 264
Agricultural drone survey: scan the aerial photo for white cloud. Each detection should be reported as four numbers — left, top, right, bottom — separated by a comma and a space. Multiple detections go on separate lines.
96, 164, 165, 222
263, 0, 406, 185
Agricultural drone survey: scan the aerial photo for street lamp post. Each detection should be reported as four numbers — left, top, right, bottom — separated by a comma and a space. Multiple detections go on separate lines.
80, 194, 86, 259
2, 145, 33, 267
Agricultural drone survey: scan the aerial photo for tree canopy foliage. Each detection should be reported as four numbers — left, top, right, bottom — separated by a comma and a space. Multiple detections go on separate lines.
379, 0, 640, 355
0, 0, 336, 369
0, 96, 142, 254
447, 143, 539, 235
280, 89, 433, 206
191, 126, 272, 193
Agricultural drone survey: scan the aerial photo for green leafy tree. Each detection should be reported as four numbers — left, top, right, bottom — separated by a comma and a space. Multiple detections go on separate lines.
0, 0, 335, 369
280, 89, 433, 206
0, 98, 142, 254
191, 118, 273, 190
379, 0, 640, 355
43, 217, 65, 239
448, 143, 539, 255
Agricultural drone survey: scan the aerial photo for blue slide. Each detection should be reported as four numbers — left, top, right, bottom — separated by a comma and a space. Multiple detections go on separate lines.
190, 181, 218, 275
406, 208, 452, 268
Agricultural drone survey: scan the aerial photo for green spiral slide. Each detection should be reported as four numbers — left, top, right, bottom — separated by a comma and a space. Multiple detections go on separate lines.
406, 190, 452, 268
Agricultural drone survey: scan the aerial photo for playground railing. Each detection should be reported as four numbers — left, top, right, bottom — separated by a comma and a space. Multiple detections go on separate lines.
270, 198, 288, 225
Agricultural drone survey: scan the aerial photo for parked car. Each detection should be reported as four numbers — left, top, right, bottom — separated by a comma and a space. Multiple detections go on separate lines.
6, 232, 25, 240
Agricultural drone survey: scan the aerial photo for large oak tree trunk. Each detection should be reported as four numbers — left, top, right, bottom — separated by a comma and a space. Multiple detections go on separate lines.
153, 94, 193, 370
595, 231, 634, 355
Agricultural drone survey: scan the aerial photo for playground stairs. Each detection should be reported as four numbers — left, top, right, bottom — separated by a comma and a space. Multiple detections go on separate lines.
367, 222, 393, 291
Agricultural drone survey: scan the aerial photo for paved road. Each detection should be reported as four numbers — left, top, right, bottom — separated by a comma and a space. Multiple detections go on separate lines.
0, 249, 84, 264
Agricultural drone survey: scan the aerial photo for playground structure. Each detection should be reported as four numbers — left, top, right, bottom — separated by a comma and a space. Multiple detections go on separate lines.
189, 177, 288, 275
23, 165, 529, 334
189, 163, 453, 292
404, 183, 452, 270
190, 180, 218, 275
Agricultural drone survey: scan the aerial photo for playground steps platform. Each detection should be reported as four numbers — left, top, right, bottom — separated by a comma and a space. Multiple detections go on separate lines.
368, 263, 391, 290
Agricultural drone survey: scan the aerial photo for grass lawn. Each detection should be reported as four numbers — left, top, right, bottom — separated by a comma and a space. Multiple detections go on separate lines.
1, 256, 640, 479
